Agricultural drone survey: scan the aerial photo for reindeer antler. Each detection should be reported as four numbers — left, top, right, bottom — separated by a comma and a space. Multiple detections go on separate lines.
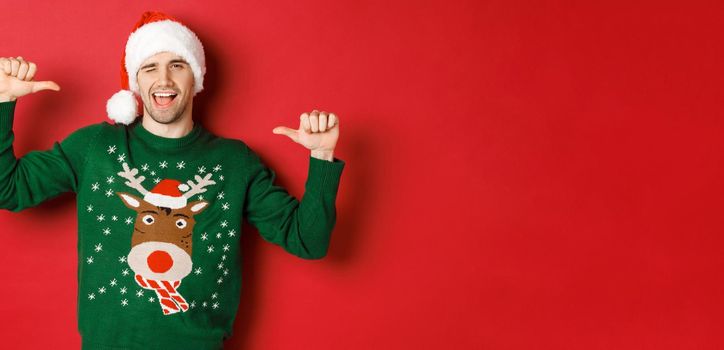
183, 173, 216, 199
117, 162, 149, 195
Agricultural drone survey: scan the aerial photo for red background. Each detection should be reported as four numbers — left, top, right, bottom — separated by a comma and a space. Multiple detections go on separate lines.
1, 1, 723, 349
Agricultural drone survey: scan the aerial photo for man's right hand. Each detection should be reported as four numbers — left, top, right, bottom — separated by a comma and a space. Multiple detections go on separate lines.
0, 56, 60, 102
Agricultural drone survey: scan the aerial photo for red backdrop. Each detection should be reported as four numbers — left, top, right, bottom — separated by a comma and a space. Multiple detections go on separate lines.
1, 1, 723, 349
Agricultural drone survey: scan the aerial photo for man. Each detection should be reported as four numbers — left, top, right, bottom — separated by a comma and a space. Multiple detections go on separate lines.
0, 11, 344, 349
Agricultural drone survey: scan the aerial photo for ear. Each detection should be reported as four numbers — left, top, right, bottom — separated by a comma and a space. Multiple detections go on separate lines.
117, 192, 142, 210
188, 200, 209, 214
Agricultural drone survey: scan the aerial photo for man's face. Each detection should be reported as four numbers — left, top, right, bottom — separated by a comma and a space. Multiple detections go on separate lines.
136, 51, 195, 125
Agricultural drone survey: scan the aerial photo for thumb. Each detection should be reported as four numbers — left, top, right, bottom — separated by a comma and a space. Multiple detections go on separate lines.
30, 80, 60, 93
272, 126, 299, 143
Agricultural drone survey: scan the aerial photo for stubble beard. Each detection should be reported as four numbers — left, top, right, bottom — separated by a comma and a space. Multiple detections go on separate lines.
142, 95, 188, 125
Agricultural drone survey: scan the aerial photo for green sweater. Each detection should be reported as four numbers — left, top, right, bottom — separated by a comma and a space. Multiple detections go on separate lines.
0, 101, 345, 349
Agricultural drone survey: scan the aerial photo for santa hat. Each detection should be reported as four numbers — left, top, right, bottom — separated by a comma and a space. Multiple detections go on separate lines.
144, 179, 190, 209
106, 11, 206, 124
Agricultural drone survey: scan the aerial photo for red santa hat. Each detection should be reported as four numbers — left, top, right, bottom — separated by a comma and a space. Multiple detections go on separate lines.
143, 179, 190, 209
106, 11, 206, 124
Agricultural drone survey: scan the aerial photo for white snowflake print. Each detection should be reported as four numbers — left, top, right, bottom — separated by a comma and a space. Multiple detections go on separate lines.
121, 299, 129, 307
223, 244, 230, 252
217, 262, 224, 270
106, 176, 114, 184
110, 279, 118, 287
212, 302, 219, 309
228, 229, 236, 238
221, 255, 227, 261
86, 205, 93, 212
97, 214, 105, 222
91, 182, 100, 191
176, 161, 185, 169
198, 195, 204, 200
136, 290, 144, 297
117, 153, 126, 163
150, 170, 156, 176
141, 163, 149, 171
105, 189, 114, 197
219, 175, 225, 181
217, 191, 225, 200
111, 215, 118, 221
223, 268, 229, 276
122, 268, 130, 276
220, 219, 228, 227
222, 202, 230, 210
190, 301, 196, 308
207, 245, 215, 253
154, 178, 161, 184
201, 233, 208, 241
102, 228, 111, 236
217, 277, 223, 284
94, 243, 103, 252
99, 287, 106, 294
148, 297, 155, 303
88, 293, 96, 300
194, 267, 203, 275
211, 292, 218, 299
213, 164, 222, 172
120, 287, 127, 295
118, 256, 127, 263
86, 256, 94, 264
124, 217, 133, 225
107, 145, 116, 154
202, 301, 208, 308
216, 232, 222, 239
159, 160, 168, 169
198, 166, 206, 174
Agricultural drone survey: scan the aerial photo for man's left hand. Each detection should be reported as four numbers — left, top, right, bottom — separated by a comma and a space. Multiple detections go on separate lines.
273, 110, 340, 161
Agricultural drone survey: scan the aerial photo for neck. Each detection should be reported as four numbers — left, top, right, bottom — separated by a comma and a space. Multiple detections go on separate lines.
141, 108, 194, 138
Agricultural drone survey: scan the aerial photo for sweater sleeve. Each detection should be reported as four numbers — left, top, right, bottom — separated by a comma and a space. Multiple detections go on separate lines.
0, 101, 102, 212
243, 147, 345, 259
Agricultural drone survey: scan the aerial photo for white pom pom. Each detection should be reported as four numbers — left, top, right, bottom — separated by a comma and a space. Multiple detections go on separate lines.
106, 90, 138, 125
178, 184, 190, 192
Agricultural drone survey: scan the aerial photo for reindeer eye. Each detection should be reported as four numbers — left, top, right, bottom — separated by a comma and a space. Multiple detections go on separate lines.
176, 219, 187, 229
142, 215, 155, 225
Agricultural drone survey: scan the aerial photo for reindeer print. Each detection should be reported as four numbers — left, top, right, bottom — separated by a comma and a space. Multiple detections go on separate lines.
115, 162, 215, 315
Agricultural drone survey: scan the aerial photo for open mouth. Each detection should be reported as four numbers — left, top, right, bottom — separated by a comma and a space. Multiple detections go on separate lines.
152, 91, 178, 109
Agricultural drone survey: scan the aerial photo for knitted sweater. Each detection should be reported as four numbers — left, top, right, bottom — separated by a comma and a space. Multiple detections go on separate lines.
0, 101, 345, 349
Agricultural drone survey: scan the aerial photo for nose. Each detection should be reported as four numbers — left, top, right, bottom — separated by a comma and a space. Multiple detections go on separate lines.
147, 250, 174, 273
156, 67, 173, 87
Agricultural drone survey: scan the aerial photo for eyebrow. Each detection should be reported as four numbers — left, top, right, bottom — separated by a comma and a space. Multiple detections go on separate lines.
173, 213, 190, 218
140, 59, 188, 70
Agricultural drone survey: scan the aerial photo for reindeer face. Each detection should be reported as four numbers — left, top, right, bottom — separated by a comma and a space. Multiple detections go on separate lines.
118, 192, 208, 281
117, 192, 208, 254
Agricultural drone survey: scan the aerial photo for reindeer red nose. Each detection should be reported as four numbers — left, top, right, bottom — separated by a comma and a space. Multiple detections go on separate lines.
147, 250, 174, 273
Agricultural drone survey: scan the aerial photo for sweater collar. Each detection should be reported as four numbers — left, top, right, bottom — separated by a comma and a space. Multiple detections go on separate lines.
130, 119, 204, 150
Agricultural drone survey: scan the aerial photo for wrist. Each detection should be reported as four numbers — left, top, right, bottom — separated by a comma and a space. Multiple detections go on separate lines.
311, 149, 334, 162
0, 95, 16, 103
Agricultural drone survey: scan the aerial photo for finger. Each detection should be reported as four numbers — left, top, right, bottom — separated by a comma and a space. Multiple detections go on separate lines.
309, 111, 319, 132
10, 58, 20, 76
17, 60, 29, 80
30, 80, 61, 93
25, 62, 37, 81
328, 113, 337, 129
300, 113, 311, 133
0, 58, 10, 74
319, 112, 328, 132
272, 126, 300, 143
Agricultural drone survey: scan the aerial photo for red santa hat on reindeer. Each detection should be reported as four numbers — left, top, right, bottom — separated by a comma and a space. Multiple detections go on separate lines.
106, 11, 206, 124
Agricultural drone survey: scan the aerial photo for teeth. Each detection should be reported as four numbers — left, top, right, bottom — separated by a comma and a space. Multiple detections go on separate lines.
153, 92, 177, 97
